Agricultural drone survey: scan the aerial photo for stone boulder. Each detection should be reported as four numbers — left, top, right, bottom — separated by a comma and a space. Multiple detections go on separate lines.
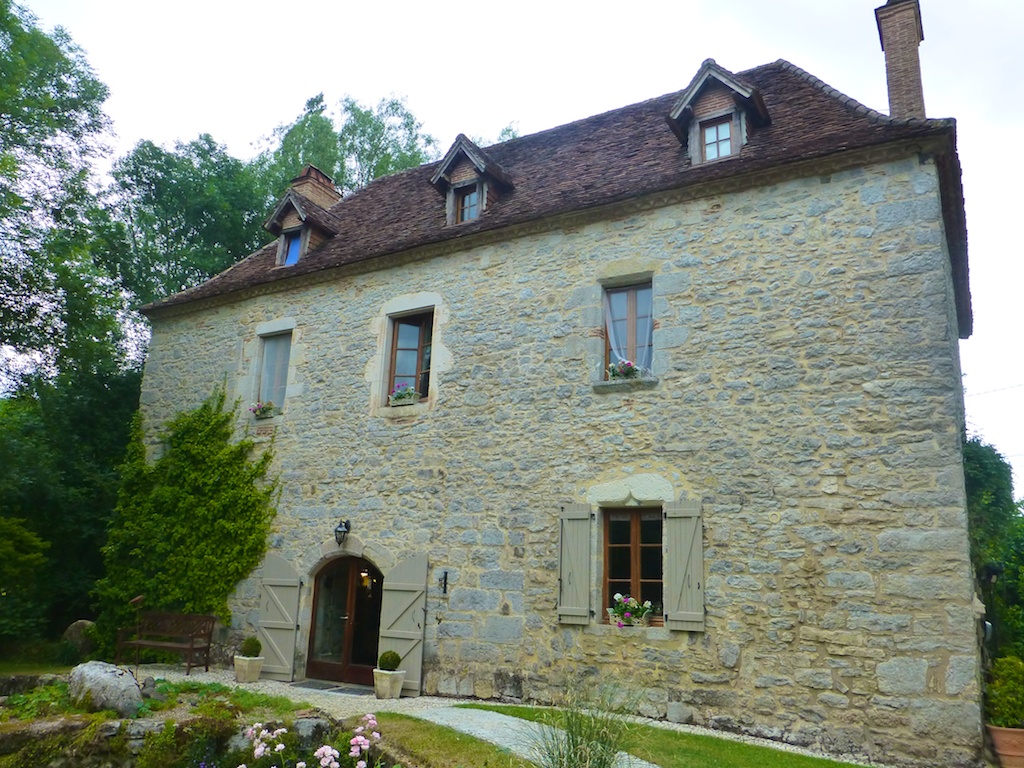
69, 661, 143, 717
62, 619, 97, 659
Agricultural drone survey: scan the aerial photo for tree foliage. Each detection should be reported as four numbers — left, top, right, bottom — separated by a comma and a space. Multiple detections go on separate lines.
256, 93, 438, 200
107, 134, 270, 304
0, 516, 49, 641
94, 388, 277, 649
964, 436, 1024, 657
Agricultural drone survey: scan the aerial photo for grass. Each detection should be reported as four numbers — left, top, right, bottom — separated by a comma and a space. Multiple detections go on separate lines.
376, 712, 535, 768
0, 661, 74, 676
457, 704, 872, 768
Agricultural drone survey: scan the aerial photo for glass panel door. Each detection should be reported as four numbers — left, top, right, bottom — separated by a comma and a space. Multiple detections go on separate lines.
306, 558, 382, 684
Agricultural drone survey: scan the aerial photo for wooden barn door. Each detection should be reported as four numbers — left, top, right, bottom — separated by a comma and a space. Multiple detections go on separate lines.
379, 554, 428, 697
257, 553, 300, 681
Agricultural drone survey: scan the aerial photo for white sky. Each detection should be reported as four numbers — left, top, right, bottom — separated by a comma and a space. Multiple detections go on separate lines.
22, 0, 1024, 495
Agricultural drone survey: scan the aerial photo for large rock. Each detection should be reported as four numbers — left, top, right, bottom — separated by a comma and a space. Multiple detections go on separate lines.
62, 619, 97, 659
69, 661, 143, 717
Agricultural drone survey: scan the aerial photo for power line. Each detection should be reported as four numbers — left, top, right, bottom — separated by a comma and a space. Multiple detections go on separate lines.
965, 383, 1024, 398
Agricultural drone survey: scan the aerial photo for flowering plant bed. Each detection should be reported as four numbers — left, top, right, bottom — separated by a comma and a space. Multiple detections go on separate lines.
249, 401, 276, 418
388, 383, 421, 406
608, 360, 641, 379
607, 593, 653, 627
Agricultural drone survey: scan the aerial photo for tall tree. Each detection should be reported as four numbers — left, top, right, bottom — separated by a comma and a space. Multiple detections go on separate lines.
336, 95, 438, 192
255, 94, 438, 200
107, 134, 270, 304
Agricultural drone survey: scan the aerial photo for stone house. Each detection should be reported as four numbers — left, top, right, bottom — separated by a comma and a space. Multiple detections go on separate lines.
139, 1, 981, 765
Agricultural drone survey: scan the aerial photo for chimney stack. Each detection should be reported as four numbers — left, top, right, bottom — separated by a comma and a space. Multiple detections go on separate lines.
875, 0, 926, 119
290, 165, 341, 208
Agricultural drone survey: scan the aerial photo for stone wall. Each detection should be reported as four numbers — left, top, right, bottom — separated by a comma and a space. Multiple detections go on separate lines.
140, 153, 980, 767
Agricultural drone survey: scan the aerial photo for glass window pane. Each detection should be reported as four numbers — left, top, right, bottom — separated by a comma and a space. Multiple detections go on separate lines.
719, 121, 731, 139
706, 142, 719, 160
397, 321, 420, 348
284, 234, 302, 266
608, 519, 631, 545
261, 333, 291, 406
720, 138, 731, 156
609, 548, 631, 580
636, 287, 652, 319
641, 583, 663, 610
640, 546, 663, 579
608, 582, 631, 602
395, 349, 418, 376
704, 125, 717, 143
640, 516, 661, 545
609, 291, 628, 319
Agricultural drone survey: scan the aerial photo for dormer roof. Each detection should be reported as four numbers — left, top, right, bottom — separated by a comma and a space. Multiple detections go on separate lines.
430, 134, 513, 192
666, 58, 770, 145
264, 189, 344, 237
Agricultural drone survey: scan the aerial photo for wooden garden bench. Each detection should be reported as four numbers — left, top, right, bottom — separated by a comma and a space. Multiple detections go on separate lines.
116, 611, 216, 675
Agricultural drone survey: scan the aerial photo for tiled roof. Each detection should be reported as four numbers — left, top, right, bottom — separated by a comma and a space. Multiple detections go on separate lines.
143, 59, 970, 335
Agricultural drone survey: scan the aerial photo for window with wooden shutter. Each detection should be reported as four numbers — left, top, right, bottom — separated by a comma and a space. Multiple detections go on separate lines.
557, 504, 592, 625
664, 499, 704, 631
604, 508, 663, 622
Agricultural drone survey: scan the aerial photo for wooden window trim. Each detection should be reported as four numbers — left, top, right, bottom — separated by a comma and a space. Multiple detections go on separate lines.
604, 283, 653, 377
603, 508, 664, 626
388, 311, 433, 400
457, 185, 480, 223
701, 116, 733, 162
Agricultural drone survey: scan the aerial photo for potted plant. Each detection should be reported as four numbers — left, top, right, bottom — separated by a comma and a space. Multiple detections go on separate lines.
988, 655, 1024, 767
234, 635, 264, 683
608, 360, 641, 380
388, 383, 420, 407
606, 593, 653, 627
373, 649, 405, 699
249, 401, 275, 419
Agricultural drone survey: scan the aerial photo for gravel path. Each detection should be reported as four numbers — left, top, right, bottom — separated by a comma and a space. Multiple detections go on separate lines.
143, 664, 888, 768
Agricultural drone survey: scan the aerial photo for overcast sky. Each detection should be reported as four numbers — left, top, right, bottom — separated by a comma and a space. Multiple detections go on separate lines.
21, 0, 1024, 493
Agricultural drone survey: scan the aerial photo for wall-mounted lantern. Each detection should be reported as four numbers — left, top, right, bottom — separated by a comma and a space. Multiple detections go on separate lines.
334, 519, 351, 546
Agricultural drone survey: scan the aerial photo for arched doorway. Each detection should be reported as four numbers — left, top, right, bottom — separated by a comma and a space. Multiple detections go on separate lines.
306, 557, 383, 684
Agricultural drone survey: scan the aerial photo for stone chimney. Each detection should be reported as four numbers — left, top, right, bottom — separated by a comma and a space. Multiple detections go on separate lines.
875, 0, 926, 119
290, 165, 341, 208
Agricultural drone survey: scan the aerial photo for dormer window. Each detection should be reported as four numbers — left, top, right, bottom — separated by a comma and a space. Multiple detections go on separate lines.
702, 117, 733, 161
666, 59, 770, 166
283, 231, 302, 265
430, 134, 513, 227
277, 228, 307, 267
457, 185, 480, 223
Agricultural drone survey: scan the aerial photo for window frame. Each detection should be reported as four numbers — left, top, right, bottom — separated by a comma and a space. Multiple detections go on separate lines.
457, 185, 480, 222
603, 507, 664, 626
277, 227, 308, 267
604, 282, 653, 378
258, 331, 292, 411
387, 310, 434, 402
701, 116, 734, 162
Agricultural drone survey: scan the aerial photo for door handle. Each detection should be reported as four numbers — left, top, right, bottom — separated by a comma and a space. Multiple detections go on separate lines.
339, 614, 349, 620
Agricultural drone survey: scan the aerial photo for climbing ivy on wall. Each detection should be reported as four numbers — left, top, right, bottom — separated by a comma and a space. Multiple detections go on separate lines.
94, 387, 277, 650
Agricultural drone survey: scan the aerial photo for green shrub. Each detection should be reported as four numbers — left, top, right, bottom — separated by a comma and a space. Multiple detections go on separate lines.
377, 650, 401, 671
988, 655, 1024, 727
239, 636, 262, 657
531, 681, 637, 768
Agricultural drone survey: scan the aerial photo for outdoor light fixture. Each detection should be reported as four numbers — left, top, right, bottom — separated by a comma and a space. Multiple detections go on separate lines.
334, 519, 351, 546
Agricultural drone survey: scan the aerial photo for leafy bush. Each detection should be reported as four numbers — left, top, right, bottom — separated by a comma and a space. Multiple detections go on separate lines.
239, 636, 262, 657
94, 386, 277, 652
988, 655, 1024, 728
377, 650, 401, 671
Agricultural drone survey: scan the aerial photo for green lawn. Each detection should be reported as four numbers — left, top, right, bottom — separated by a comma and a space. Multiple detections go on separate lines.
457, 704, 874, 768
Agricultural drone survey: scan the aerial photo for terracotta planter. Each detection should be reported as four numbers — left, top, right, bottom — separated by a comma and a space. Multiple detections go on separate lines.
989, 724, 1024, 767
234, 655, 264, 683
373, 668, 406, 699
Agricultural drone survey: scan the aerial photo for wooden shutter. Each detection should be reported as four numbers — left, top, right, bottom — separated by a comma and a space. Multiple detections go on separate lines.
557, 504, 592, 625
380, 554, 428, 696
665, 500, 704, 631
257, 553, 300, 681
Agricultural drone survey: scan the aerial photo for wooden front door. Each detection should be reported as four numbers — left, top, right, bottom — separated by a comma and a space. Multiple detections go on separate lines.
306, 557, 382, 684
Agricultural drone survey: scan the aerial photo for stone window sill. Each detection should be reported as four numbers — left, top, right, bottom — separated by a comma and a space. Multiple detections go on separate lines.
592, 377, 659, 394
